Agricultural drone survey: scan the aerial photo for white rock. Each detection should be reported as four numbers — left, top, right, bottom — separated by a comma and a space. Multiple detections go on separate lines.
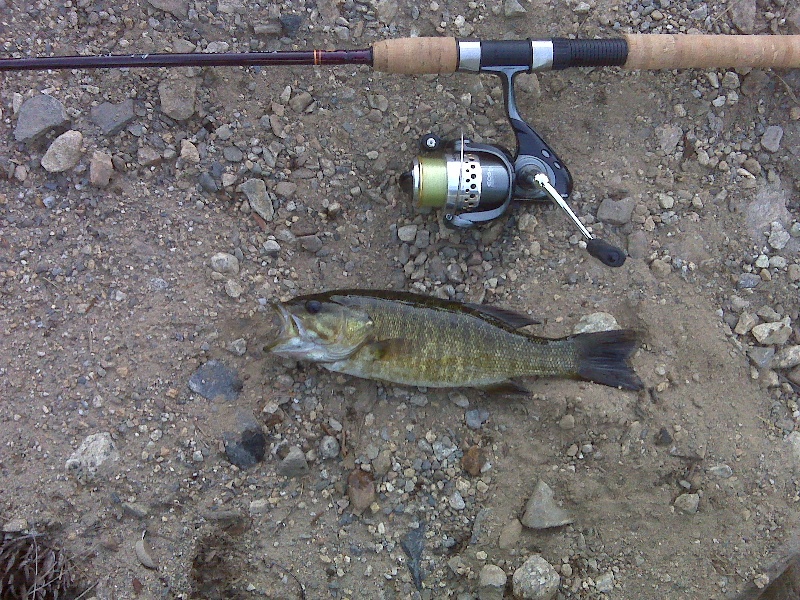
512, 554, 560, 600
65, 432, 119, 480
573, 312, 619, 334
210, 252, 240, 274
41, 130, 83, 172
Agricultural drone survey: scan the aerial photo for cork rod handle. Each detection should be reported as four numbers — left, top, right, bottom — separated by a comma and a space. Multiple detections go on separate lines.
624, 34, 800, 70
372, 37, 458, 74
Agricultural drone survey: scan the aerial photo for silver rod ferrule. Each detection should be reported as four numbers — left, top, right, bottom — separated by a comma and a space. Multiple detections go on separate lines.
530, 40, 554, 71
457, 40, 481, 72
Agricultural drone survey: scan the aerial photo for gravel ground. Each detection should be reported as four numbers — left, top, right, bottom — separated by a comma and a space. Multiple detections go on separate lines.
1, 0, 800, 599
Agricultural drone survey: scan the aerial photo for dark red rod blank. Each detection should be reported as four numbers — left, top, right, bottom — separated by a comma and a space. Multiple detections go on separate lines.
0, 48, 374, 71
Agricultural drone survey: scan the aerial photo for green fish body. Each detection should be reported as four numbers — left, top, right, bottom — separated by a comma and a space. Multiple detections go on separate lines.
266, 289, 642, 391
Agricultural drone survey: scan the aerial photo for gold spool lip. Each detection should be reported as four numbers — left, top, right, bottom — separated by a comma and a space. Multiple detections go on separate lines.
413, 154, 449, 208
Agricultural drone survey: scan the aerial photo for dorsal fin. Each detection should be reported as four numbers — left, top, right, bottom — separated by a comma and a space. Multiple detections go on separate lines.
465, 303, 541, 330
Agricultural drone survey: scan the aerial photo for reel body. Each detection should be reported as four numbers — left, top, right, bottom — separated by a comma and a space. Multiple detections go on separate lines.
400, 51, 626, 267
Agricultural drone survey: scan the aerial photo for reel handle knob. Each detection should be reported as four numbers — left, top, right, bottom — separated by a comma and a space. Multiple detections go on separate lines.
587, 238, 626, 267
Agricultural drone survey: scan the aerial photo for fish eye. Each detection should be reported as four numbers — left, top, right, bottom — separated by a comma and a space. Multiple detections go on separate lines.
305, 300, 322, 314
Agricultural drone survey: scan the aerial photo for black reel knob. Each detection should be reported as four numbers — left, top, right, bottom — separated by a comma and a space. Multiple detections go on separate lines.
586, 238, 626, 267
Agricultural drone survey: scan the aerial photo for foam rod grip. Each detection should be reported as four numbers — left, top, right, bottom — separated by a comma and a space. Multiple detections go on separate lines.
624, 34, 800, 70
372, 37, 458, 74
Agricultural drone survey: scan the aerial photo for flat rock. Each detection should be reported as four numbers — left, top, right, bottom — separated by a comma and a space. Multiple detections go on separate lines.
400, 522, 426, 590
521, 480, 573, 529
41, 130, 83, 172
746, 184, 791, 246
278, 446, 309, 477
761, 126, 784, 153
504, 0, 527, 17
347, 468, 376, 514
730, 0, 756, 33
148, 0, 188, 18
751, 320, 792, 345
512, 554, 560, 600
573, 312, 619, 334
188, 360, 243, 401
597, 196, 635, 226
655, 124, 683, 154
90, 151, 114, 187
14, 94, 69, 143
90, 99, 135, 135
498, 518, 523, 549
239, 179, 274, 221
674, 493, 700, 514
65, 432, 119, 481
479, 564, 507, 600
158, 75, 197, 121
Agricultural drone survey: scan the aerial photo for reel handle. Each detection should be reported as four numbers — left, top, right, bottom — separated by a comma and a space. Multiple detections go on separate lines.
586, 238, 627, 268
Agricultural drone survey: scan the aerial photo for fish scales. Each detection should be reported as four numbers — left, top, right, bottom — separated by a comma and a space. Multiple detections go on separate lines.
334, 295, 579, 387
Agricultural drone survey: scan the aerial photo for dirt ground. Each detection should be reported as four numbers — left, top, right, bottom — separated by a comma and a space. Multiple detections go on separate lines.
1, 0, 800, 599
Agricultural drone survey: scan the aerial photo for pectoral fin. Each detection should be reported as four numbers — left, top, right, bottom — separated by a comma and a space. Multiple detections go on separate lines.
360, 338, 409, 361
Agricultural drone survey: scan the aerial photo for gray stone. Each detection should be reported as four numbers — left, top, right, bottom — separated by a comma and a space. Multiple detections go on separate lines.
498, 518, 523, 549
217, 0, 244, 14
227, 338, 247, 356
65, 432, 119, 480
223, 146, 244, 162
275, 181, 298, 198
747, 346, 775, 369
465, 408, 490, 430
597, 196, 635, 226
90, 151, 114, 187
512, 554, 560, 600
289, 91, 313, 113
279, 446, 309, 477
595, 572, 615, 593
188, 360, 243, 401
655, 124, 683, 154
761, 126, 784, 153
650, 258, 672, 278
223, 410, 266, 469
674, 493, 700, 514
148, 0, 188, 18
627, 230, 649, 259
708, 464, 733, 478
737, 273, 761, 289
210, 252, 240, 274
398, 224, 418, 243
573, 312, 618, 334
90, 99, 135, 135
239, 179, 274, 221
746, 184, 791, 247
521, 480, 573, 529
158, 76, 197, 121
263, 240, 281, 256
504, 0, 527, 17
319, 435, 340, 459
751, 321, 792, 345
768, 222, 790, 250
225, 279, 244, 299
41, 130, 83, 172
299, 235, 323, 253
14, 94, 69, 143
375, 0, 399, 23
479, 564, 507, 600
448, 491, 466, 510
730, 0, 756, 33
774, 346, 800, 369
787, 431, 800, 465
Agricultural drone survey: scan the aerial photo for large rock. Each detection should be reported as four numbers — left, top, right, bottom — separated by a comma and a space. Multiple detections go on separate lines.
158, 75, 197, 121
14, 94, 69, 142
521, 480, 573, 529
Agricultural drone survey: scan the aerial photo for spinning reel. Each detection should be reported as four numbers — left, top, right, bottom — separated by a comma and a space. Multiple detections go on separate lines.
400, 50, 627, 268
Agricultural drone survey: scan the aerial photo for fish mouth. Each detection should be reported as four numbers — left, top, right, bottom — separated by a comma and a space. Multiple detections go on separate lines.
263, 301, 302, 351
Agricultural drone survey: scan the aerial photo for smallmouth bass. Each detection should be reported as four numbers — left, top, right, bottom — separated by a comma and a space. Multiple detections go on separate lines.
266, 289, 642, 392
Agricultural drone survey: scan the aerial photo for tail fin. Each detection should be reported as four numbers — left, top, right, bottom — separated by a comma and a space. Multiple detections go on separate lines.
573, 330, 643, 390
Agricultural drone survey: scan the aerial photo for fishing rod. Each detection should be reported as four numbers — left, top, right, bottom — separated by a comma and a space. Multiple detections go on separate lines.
2, 35, 799, 266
